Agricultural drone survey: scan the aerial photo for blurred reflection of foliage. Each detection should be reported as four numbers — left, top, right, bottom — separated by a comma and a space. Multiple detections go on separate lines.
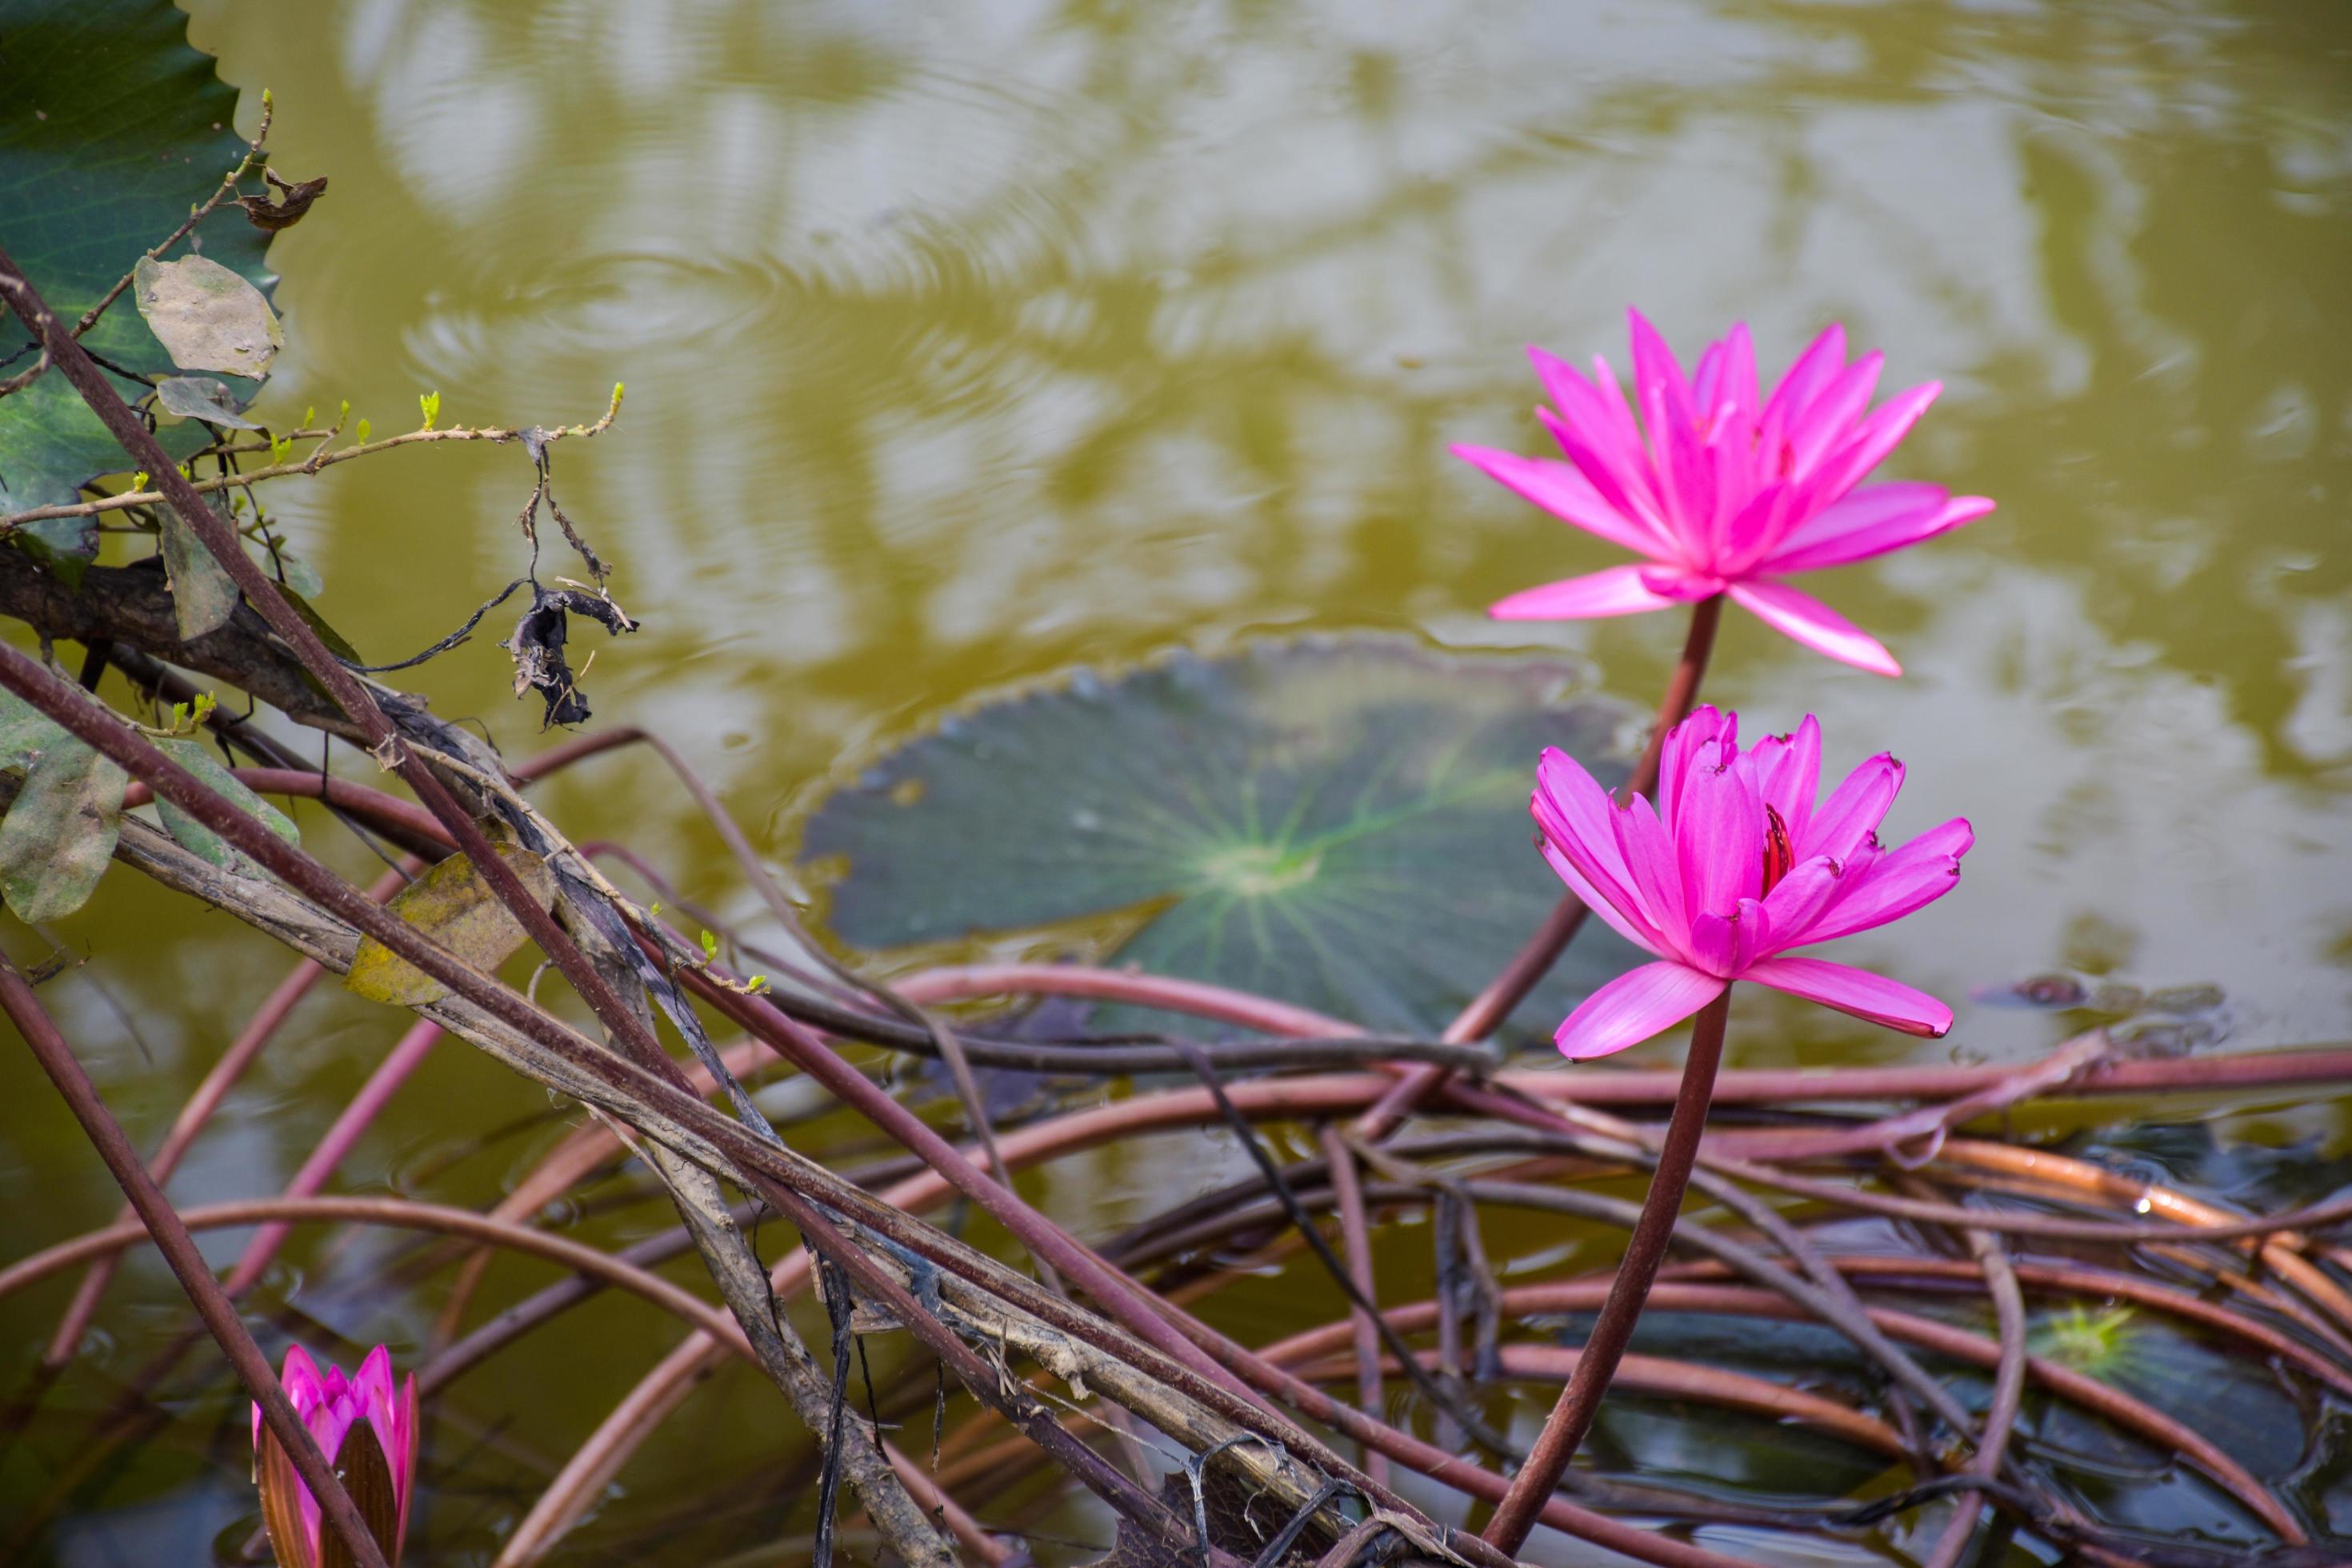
233, 0, 2348, 754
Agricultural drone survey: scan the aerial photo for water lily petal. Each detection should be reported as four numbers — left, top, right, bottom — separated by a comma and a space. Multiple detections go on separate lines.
1610, 791, 1692, 955
1764, 486, 1994, 575
1673, 744, 1762, 915
1534, 749, 1667, 954
1742, 955, 1952, 1037
1694, 322, 1759, 423
1528, 352, 1666, 532
1451, 442, 1668, 559
1654, 704, 1734, 830
1749, 715, 1822, 842
1539, 840, 1667, 958
1727, 580, 1902, 677
1803, 817, 1972, 944
1807, 380, 1942, 501
1756, 853, 1845, 949
1787, 351, 1884, 478
1757, 322, 1847, 457
1554, 961, 1728, 1059
1491, 563, 1691, 620
1800, 750, 1905, 863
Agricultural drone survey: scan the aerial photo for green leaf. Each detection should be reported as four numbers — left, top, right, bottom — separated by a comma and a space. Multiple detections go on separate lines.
248, 542, 322, 598
281, 582, 364, 664
154, 736, 297, 872
0, 734, 128, 922
159, 502, 241, 640
345, 825, 558, 1006
798, 638, 1640, 1034
0, 0, 275, 526
130, 254, 282, 376
0, 687, 66, 773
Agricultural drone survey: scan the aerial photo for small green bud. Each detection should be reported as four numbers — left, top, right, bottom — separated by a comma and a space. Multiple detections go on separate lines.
699, 929, 718, 962
354, 418, 370, 443
418, 390, 441, 431
302, 406, 315, 428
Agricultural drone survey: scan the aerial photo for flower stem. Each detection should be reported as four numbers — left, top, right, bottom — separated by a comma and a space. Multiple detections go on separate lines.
1479, 982, 1734, 1556
1351, 592, 1725, 1140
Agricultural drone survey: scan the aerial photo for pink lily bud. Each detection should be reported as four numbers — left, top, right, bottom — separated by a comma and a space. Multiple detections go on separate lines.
1536, 706, 1970, 1058
251, 1344, 418, 1568
1455, 310, 1995, 677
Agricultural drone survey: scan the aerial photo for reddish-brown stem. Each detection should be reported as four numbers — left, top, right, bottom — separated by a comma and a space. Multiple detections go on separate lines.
121, 768, 453, 858
40, 950, 333, 1365
0, 959, 392, 1568
223, 1018, 444, 1294
1260, 1278, 2305, 1543
1317, 1123, 1388, 1490
1355, 592, 1723, 1139
1482, 982, 1732, 1554
1922, 1215, 2028, 1568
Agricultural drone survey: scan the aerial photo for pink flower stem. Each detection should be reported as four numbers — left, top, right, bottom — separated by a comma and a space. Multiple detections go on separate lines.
1480, 982, 1734, 1556
1354, 592, 1724, 1140
0, 957, 392, 1568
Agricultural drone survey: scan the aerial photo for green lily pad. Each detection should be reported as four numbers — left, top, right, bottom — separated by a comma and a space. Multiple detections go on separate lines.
798, 637, 1641, 1036
0, 0, 275, 534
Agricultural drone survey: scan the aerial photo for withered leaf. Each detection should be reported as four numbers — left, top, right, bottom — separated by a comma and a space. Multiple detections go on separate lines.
153, 374, 261, 429
345, 822, 557, 1006
132, 254, 282, 377
238, 169, 330, 233
0, 734, 128, 922
502, 584, 638, 728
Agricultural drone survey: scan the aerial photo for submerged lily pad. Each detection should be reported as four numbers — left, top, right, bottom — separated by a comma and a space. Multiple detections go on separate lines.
798, 637, 1642, 1035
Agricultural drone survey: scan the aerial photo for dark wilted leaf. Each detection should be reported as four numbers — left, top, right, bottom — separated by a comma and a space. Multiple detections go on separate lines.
346, 824, 558, 1005
237, 169, 329, 232
131, 254, 282, 376
502, 584, 638, 727
0, 734, 128, 922
798, 637, 1640, 1035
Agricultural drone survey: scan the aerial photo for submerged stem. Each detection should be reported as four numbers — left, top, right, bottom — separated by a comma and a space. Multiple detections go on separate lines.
1479, 982, 1734, 1556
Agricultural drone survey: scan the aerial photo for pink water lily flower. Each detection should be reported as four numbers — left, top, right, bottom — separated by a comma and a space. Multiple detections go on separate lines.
252, 1344, 418, 1567
1456, 310, 1994, 676
1538, 706, 1970, 1059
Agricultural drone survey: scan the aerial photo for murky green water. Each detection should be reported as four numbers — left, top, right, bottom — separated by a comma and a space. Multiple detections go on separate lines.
4, 1, 2350, 1562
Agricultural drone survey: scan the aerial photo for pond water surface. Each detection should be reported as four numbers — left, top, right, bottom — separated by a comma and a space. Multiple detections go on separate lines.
5, 2, 2350, 1564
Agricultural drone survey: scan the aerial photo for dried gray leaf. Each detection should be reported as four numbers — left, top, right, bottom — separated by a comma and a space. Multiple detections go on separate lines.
0, 735, 128, 922
132, 254, 282, 377
153, 375, 261, 430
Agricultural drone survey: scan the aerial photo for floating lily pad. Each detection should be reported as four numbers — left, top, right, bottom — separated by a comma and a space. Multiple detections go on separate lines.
798, 638, 1642, 1035
0, 0, 276, 536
